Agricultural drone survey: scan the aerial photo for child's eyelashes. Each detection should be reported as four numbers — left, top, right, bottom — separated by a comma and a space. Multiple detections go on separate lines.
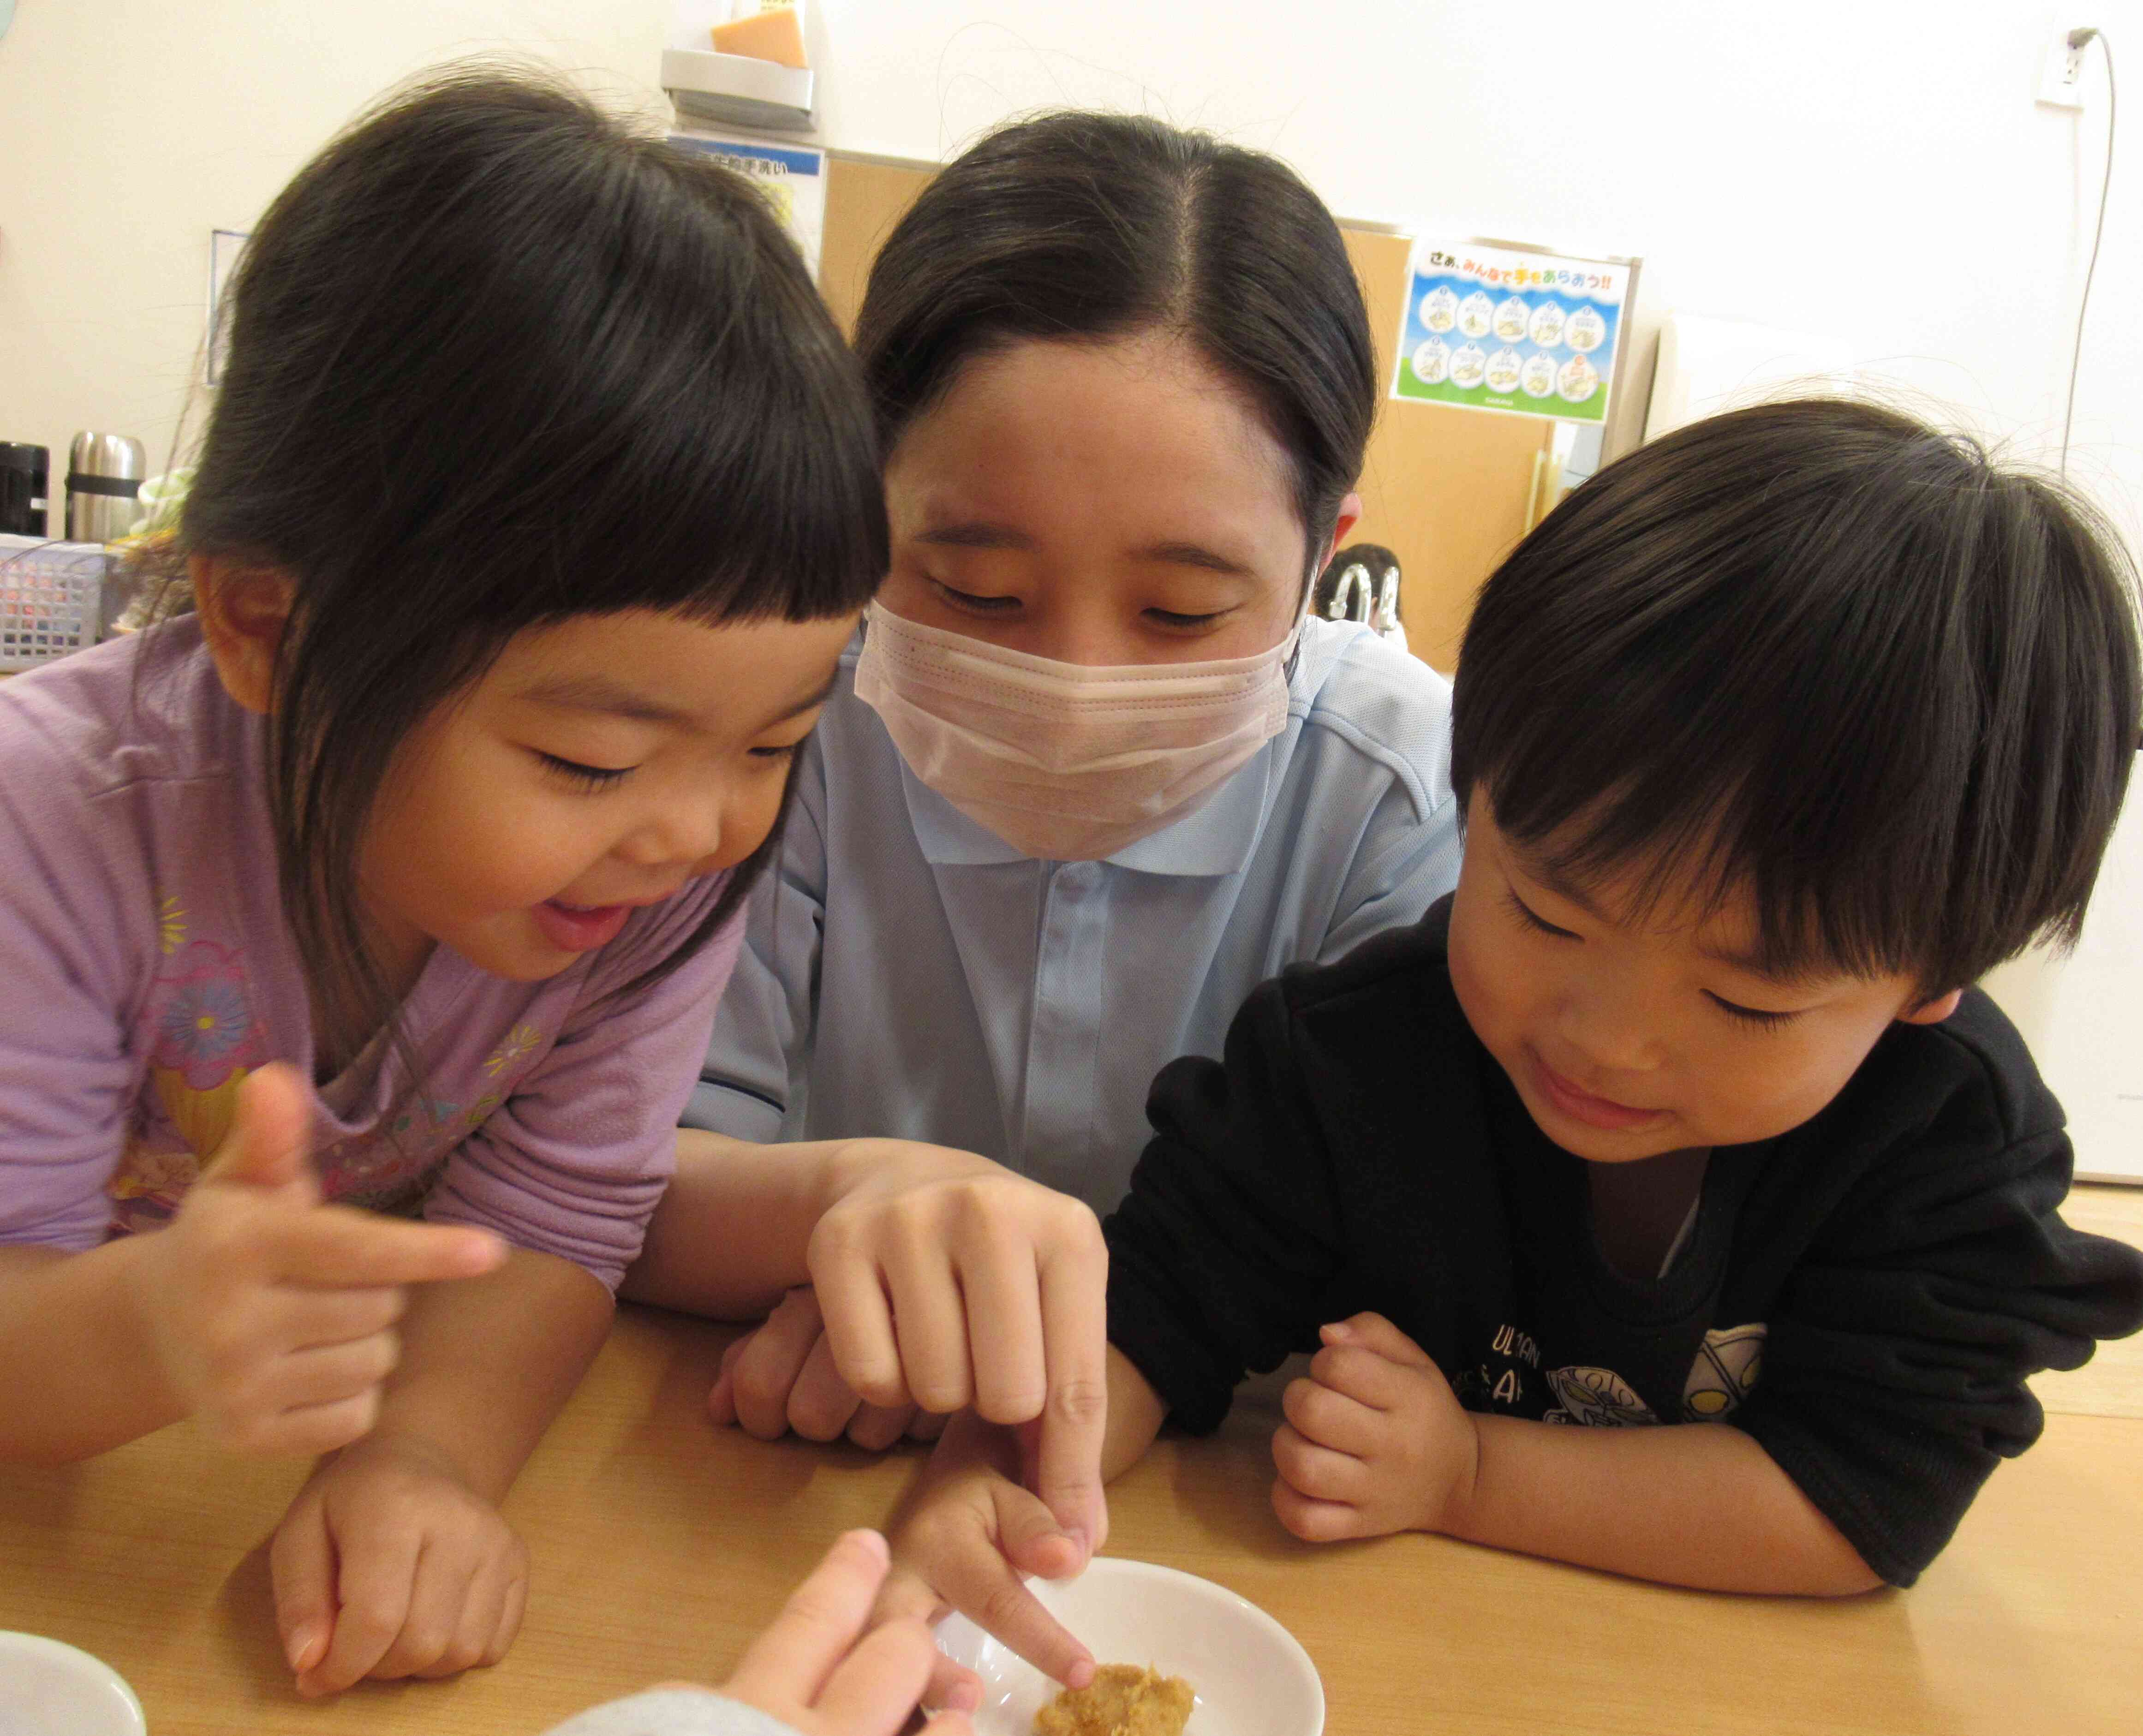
1505, 888, 1579, 940
536, 752, 634, 792
1504, 883, 1803, 1030
1706, 992, 1800, 1032
749, 741, 806, 762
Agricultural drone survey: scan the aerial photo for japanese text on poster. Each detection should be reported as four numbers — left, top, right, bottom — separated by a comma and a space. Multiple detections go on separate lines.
1391, 239, 1624, 424
666, 131, 826, 280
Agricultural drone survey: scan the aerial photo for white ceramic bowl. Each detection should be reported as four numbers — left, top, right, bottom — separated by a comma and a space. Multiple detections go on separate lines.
934, 1557, 1323, 1736
0, 1634, 146, 1736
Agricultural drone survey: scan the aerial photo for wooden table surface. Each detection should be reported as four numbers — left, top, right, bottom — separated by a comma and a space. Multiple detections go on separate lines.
3, 1300, 2138, 1736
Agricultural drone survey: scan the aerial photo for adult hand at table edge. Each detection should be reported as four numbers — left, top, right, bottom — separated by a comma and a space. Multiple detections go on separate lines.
711, 1288, 829, 1436
709, 1289, 929, 1450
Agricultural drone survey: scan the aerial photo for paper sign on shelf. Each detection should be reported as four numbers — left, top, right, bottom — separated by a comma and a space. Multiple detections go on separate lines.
667, 131, 827, 280
1391, 239, 1625, 425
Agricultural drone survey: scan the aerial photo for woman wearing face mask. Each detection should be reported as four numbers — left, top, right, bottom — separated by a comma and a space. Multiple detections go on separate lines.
624, 112, 1462, 1480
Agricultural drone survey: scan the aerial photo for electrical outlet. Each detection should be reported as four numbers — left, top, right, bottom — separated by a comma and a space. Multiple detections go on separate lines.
2036, 26, 2089, 109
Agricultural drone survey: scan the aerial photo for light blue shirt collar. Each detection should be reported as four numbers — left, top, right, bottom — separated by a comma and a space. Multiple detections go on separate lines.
898, 746, 1277, 877
689, 613, 1461, 1211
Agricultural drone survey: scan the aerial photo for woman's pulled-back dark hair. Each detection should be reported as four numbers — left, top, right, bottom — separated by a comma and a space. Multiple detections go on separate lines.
170, 67, 885, 1052
1451, 398, 2142, 996
854, 111, 1376, 573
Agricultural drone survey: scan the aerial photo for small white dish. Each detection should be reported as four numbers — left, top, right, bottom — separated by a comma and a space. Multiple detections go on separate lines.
935, 1557, 1324, 1736
0, 1633, 146, 1736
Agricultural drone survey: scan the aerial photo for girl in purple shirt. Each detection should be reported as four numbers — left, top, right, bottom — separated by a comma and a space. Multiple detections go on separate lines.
0, 72, 1087, 1721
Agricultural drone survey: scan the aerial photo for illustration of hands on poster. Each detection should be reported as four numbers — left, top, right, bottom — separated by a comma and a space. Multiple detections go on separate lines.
1394, 239, 1628, 425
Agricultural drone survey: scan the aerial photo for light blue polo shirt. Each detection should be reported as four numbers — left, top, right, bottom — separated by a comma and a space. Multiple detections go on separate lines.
685, 614, 1461, 1214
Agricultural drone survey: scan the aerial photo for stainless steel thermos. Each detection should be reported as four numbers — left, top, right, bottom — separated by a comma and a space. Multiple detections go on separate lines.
65, 432, 146, 544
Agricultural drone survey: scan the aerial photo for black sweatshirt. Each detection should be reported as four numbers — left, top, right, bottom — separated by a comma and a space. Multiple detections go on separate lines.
1103, 898, 2143, 1586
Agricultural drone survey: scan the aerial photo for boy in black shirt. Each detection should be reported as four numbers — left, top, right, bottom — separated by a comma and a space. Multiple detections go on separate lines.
882, 400, 2143, 1689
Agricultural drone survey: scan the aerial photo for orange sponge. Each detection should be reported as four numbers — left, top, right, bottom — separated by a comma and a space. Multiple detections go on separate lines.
711, 4, 807, 70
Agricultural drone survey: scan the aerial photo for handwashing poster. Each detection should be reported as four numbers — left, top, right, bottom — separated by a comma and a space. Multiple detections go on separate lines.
666, 131, 827, 280
1391, 239, 1624, 424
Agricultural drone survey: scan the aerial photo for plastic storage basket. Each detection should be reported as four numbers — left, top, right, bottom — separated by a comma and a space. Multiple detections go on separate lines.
0, 535, 110, 672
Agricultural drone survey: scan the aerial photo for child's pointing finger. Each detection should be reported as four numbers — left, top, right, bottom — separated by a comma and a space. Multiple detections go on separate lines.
275, 1211, 507, 1289
728, 1528, 891, 1710
870, 1567, 983, 1713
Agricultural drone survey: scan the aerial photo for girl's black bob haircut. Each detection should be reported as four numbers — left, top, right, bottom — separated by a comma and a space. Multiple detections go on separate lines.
1451, 398, 2142, 996
165, 68, 885, 1050
853, 110, 1377, 573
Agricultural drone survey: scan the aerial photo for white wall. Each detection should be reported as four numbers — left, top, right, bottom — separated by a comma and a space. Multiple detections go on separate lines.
1, 0, 2134, 537
819, 0, 2139, 529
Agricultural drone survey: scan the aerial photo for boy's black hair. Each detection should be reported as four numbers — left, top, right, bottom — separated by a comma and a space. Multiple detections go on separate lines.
1451, 398, 2141, 996
853, 110, 1376, 580
164, 68, 885, 1054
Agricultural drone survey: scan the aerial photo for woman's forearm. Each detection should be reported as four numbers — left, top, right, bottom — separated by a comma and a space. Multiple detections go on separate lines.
621, 1130, 866, 1318
1447, 1414, 1882, 1595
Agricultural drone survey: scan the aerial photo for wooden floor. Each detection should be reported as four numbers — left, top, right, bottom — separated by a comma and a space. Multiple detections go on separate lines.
2030, 1182, 2143, 1420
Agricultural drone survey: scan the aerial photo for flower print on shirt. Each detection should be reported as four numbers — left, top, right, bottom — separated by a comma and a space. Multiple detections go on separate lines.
156, 891, 187, 955
111, 935, 271, 1232
148, 939, 269, 1092
320, 1065, 538, 1215
158, 973, 253, 1073
110, 870, 568, 1228
484, 1024, 544, 1078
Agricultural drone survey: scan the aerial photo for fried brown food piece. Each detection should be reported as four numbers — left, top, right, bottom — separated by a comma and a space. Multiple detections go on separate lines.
1033, 1663, 1196, 1736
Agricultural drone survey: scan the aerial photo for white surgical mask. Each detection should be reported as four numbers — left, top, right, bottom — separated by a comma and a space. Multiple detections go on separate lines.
854, 603, 1296, 861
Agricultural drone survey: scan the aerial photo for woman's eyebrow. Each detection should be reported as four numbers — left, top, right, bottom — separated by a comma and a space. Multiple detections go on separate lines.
1134, 541, 1254, 577
915, 520, 1033, 550
915, 521, 1252, 577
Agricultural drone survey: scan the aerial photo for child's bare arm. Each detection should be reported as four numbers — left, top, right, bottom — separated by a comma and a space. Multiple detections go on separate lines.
270, 1246, 614, 1694
1274, 1312, 1878, 1595
622, 1128, 862, 1319
1452, 1408, 1879, 1593
0, 1239, 186, 1460
875, 1348, 1169, 1691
